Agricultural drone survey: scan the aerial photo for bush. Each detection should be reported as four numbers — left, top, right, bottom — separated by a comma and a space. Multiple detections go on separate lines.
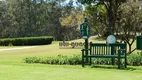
23, 57, 41, 63
92, 53, 142, 66
127, 53, 142, 66
23, 53, 142, 66
0, 36, 53, 46
92, 58, 112, 65
23, 54, 82, 65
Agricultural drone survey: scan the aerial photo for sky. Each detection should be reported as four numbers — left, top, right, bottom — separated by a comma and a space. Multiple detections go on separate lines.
62, 0, 79, 6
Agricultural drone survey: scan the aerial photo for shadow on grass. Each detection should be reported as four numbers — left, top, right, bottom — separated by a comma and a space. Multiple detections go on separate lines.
90, 65, 137, 71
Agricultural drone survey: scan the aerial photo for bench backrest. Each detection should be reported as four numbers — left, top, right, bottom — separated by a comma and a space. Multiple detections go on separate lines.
90, 42, 127, 55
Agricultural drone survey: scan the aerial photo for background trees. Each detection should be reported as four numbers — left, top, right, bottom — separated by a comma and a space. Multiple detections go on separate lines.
1, 0, 142, 54
78, 0, 142, 54
0, 0, 83, 40
78, 0, 126, 36
118, 2, 142, 54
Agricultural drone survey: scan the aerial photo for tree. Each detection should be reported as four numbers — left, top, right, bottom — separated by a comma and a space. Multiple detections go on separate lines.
78, 0, 126, 36
78, 0, 142, 54
0, 0, 20, 38
0, 0, 82, 41
60, 8, 84, 40
84, 4, 108, 37
0, 1, 7, 38
118, 2, 142, 54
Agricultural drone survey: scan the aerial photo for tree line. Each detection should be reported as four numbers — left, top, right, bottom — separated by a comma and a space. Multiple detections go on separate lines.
1, 0, 142, 54
0, 0, 84, 40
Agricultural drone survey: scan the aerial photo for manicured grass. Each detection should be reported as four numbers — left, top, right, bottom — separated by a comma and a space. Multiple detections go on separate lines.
0, 42, 80, 63
0, 38, 142, 80
0, 63, 142, 80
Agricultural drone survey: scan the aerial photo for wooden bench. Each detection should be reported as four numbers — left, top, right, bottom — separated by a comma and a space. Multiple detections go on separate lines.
81, 42, 127, 69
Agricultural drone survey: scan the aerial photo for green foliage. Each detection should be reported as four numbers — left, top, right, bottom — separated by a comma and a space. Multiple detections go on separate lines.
23, 54, 82, 65
0, 0, 82, 40
0, 36, 53, 46
92, 58, 112, 65
78, 0, 92, 4
79, 0, 142, 54
23, 57, 41, 63
128, 53, 142, 66
92, 53, 142, 66
118, 2, 142, 54
24, 53, 142, 66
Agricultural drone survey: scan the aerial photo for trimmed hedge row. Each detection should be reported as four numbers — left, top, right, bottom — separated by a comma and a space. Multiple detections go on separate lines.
23, 53, 142, 66
0, 36, 53, 46
23, 54, 82, 65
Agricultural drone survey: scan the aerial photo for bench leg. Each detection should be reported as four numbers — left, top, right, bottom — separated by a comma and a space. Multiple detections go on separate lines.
82, 54, 85, 67
90, 57, 92, 65
118, 50, 121, 69
124, 57, 127, 68
111, 58, 115, 65
118, 58, 121, 69
82, 58, 85, 67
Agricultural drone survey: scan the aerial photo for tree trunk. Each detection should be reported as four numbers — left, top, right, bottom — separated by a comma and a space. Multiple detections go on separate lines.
128, 44, 131, 54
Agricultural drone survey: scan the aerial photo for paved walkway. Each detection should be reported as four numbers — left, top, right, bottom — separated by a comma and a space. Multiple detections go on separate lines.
0, 46, 37, 52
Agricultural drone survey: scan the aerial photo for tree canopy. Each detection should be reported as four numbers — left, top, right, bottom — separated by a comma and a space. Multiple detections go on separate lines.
78, 0, 142, 54
0, 0, 84, 40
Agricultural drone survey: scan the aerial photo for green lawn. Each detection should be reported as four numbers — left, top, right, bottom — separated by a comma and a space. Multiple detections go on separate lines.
0, 38, 142, 80
0, 63, 142, 80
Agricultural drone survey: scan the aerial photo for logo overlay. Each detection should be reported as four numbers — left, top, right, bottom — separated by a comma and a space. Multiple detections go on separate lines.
59, 41, 85, 49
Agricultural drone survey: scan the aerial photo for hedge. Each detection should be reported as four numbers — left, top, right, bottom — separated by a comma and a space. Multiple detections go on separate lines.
0, 36, 53, 46
23, 53, 142, 66
23, 54, 82, 65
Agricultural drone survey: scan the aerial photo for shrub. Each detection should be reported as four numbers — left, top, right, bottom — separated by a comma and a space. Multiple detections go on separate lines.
23, 57, 41, 63
92, 53, 142, 66
23, 53, 142, 66
92, 58, 112, 65
127, 53, 142, 66
23, 54, 82, 65
0, 36, 53, 46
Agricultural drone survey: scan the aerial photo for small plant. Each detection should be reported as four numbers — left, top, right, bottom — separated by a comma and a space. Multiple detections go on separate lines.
128, 53, 142, 66
23, 57, 41, 63
92, 58, 111, 65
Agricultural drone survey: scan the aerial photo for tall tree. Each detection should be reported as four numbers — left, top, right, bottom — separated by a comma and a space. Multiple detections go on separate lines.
78, 0, 142, 54
78, 0, 126, 36
118, 2, 142, 54
0, 1, 7, 38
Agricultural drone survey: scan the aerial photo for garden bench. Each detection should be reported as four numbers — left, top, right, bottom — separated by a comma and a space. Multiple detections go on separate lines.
81, 42, 127, 69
